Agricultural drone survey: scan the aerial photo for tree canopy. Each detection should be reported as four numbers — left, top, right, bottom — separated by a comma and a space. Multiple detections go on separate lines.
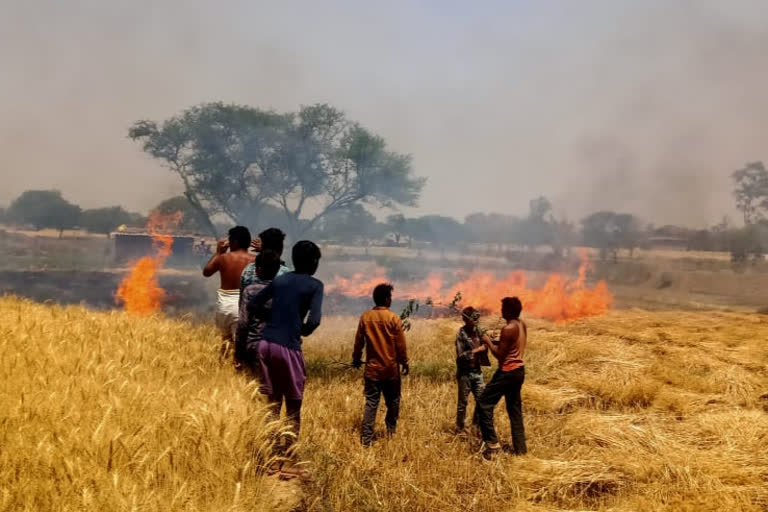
129, 102, 425, 239
8, 190, 81, 236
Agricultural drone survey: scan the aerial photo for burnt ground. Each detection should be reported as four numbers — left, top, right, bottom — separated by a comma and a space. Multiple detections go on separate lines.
0, 270, 380, 316
2, 266, 766, 321
1, 238, 767, 317
0, 270, 211, 313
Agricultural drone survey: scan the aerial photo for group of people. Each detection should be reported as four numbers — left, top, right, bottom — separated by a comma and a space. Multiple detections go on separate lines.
203, 227, 321, 451
202, 225, 528, 472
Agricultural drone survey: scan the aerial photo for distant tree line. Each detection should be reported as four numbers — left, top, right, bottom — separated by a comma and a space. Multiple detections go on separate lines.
3, 172, 768, 264
4, 94, 768, 264
0, 191, 206, 237
0, 190, 142, 237
309, 161, 768, 264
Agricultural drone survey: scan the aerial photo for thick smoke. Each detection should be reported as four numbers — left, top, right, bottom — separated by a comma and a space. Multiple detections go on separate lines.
1, 1, 767, 227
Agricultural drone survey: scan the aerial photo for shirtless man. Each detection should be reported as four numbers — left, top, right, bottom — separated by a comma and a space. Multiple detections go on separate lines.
203, 226, 255, 350
477, 296, 528, 457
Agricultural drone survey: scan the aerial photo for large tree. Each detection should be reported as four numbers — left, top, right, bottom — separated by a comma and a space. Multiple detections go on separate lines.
8, 190, 81, 237
129, 102, 425, 239
732, 161, 768, 225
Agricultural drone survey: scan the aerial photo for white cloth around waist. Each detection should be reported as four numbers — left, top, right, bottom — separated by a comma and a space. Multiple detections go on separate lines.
216, 289, 240, 309
215, 289, 240, 334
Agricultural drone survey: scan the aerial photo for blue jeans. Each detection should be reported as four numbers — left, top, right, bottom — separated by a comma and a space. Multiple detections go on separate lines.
457, 371, 485, 430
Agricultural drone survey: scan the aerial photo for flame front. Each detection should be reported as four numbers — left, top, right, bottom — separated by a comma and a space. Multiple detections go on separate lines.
115, 211, 182, 315
328, 252, 613, 323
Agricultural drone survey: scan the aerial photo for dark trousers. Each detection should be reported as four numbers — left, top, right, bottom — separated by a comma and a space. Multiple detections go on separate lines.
268, 394, 302, 447
361, 377, 401, 445
456, 371, 485, 430
478, 367, 526, 454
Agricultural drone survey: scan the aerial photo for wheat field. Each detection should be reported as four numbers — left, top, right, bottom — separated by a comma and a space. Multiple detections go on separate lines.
1, 296, 767, 511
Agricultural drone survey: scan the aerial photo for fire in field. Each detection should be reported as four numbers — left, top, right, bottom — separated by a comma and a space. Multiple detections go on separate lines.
328, 253, 613, 323
4, 3, 768, 510
116, 238, 612, 323
115, 211, 182, 314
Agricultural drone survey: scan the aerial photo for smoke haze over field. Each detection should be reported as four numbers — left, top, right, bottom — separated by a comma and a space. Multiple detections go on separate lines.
2, 1, 767, 227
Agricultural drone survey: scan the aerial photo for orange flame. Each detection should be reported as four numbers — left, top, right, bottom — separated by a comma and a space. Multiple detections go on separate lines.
327, 252, 613, 323
115, 211, 182, 315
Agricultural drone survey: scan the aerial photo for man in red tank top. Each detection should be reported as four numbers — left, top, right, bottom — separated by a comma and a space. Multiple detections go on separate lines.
477, 297, 527, 457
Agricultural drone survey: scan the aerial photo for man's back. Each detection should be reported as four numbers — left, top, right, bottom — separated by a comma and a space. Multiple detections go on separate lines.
256, 272, 324, 350
500, 319, 527, 371
241, 261, 291, 292
238, 279, 272, 347
203, 227, 255, 342
214, 251, 254, 290
353, 307, 408, 381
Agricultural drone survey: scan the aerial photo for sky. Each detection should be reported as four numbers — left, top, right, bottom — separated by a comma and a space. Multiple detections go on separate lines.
1, 0, 767, 227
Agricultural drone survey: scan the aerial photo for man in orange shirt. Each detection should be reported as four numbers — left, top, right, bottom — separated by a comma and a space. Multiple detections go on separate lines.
352, 283, 409, 446
478, 296, 528, 457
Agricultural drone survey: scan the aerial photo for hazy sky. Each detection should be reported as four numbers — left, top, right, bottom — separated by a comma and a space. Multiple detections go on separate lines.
2, 1, 767, 227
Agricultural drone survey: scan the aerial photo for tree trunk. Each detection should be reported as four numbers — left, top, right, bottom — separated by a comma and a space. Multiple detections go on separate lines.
184, 191, 218, 238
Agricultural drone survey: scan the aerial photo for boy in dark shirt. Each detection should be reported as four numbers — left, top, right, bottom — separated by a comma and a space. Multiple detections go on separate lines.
247, 241, 324, 445
455, 306, 490, 433
235, 250, 281, 376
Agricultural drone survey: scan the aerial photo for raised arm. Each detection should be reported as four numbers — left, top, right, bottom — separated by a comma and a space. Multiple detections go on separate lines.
300, 282, 324, 337
202, 255, 220, 277
202, 239, 228, 277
